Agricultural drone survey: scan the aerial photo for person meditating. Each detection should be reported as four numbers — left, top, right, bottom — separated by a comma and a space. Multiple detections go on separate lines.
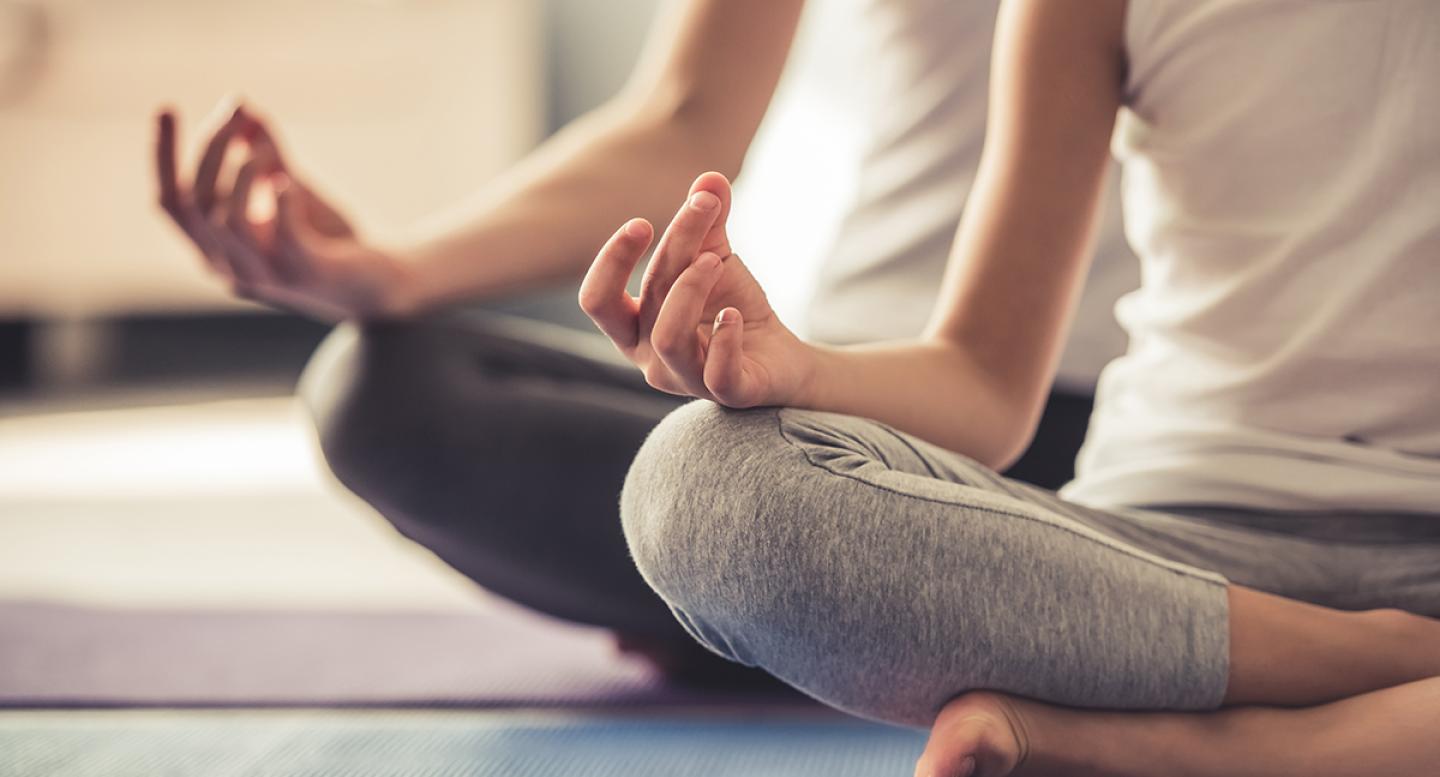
579, 1, 1440, 775
155, 0, 1440, 774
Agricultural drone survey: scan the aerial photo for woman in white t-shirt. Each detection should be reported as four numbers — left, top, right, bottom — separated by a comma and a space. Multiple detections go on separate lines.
157, 0, 1438, 772
155, 0, 1135, 688
581, 0, 1440, 774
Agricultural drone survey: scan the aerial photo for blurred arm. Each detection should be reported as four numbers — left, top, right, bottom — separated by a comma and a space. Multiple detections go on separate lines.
391, 0, 805, 314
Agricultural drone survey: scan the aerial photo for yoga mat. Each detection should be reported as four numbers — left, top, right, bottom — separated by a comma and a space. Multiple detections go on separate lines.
0, 602, 803, 709
0, 710, 927, 777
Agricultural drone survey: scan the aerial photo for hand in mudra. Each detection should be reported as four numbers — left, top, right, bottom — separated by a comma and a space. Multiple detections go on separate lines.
579, 172, 815, 407
154, 100, 411, 320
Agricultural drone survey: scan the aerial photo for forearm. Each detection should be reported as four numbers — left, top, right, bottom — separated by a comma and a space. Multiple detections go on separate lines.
389, 98, 741, 314
799, 339, 1033, 469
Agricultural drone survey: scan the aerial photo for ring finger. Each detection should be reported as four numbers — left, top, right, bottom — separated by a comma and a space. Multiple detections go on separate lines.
650, 251, 725, 396
212, 159, 272, 289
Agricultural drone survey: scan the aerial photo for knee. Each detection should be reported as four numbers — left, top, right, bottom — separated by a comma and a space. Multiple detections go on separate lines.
619, 402, 795, 649
297, 320, 440, 498
620, 404, 1048, 727
620, 403, 955, 725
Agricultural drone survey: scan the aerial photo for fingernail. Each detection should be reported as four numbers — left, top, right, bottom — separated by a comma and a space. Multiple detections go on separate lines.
959, 756, 976, 777
625, 220, 649, 238
696, 252, 721, 271
717, 308, 735, 324
689, 191, 719, 211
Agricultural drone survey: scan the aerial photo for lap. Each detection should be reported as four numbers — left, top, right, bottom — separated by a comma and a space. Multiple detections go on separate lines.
777, 405, 1440, 617
623, 402, 1232, 720
299, 309, 694, 636
634, 402, 1440, 619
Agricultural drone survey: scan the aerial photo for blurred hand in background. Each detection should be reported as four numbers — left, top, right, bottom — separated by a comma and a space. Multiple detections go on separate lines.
155, 100, 415, 321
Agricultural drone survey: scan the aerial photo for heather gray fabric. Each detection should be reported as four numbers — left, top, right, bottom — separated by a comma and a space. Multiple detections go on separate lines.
621, 401, 1440, 728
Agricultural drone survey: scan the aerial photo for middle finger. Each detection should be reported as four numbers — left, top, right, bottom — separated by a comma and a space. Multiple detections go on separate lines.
213, 158, 273, 288
637, 190, 721, 338
193, 102, 250, 216
650, 251, 725, 395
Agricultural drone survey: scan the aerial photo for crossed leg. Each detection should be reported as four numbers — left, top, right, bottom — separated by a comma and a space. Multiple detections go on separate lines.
920, 590, 1440, 776
619, 401, 1440, 776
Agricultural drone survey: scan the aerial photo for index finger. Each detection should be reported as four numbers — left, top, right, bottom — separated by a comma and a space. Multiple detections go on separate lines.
579, 219, 652, 351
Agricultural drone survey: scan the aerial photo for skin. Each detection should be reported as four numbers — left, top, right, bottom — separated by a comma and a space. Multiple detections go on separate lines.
154, 0, 807, 320
584, 170, 1440, 773
578, 2, 1440, 774
579, 0, 1130, 468
156, 0, 1439, 772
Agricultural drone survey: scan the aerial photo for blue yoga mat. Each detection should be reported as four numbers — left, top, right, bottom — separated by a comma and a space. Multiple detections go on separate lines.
0, 711, 927, 777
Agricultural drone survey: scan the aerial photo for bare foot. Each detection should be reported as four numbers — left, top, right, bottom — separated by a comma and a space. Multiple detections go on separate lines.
914, 691, 1032, 777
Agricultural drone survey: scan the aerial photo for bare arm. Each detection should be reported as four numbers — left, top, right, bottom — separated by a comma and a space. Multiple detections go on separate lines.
396, 0, 806, 311
580, 0, 1126, 469
803, 0, 1127, 466
155, 0, 804, 319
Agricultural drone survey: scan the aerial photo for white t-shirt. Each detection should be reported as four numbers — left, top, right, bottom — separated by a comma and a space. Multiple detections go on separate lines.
1062, 0, 1440, 512
803, 0, 1138, 392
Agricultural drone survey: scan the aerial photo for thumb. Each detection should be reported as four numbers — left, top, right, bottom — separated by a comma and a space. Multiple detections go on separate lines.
703, 306, 749, 406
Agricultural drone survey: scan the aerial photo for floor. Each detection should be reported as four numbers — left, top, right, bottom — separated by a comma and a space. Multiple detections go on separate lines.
0, 389, 931, 775
0, 708, 926, 776
0, 394, 490, 612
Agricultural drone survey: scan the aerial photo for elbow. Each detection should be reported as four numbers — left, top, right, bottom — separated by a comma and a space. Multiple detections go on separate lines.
966, 409, 1037, 473
984, 424, 1037, 473
927, 340, 1047, 472
925, 392, 1036, 472
985, 384, 1056, 472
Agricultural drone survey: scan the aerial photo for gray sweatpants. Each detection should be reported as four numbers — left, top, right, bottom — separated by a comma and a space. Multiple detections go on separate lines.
621, 401, 1440, 727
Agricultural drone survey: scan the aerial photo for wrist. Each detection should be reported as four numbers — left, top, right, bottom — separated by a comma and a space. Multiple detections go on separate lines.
790, 340, 838, 410
369, 240, 430, 319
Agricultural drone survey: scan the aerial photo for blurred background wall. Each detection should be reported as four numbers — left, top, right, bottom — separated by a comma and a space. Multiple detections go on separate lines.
544, 0, 657, 128
0, 0, 544, 394
0, 0, 858, 400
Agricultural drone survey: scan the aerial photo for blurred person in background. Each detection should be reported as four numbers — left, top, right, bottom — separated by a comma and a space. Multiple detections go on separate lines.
154, 0, 1133, 683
